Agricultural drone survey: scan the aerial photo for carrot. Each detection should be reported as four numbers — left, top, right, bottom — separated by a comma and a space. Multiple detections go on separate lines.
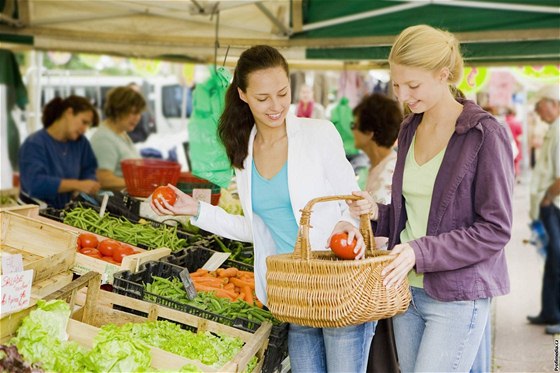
255, 299, 264, 309
190, 269, 209, 277
241, 285, 254, 306
236, 270, 254, 278
191, 277, 226, 287
230, 277, 255, 290
217, 267, 239, 278
224, 283, 235, 291
194, 283, 235, 300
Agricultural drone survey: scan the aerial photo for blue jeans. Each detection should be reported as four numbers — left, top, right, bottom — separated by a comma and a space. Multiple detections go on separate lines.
539, 204, 560, 323
288, 322, 376, 373
393, 287, 490, 372
470, 309, 492, 373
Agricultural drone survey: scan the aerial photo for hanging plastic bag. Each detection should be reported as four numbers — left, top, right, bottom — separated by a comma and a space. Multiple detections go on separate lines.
187, 66, 233, 188
330, 97, 359, 157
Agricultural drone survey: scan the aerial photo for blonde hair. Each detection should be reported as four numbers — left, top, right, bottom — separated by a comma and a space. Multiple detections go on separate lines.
389, 24, 464, 85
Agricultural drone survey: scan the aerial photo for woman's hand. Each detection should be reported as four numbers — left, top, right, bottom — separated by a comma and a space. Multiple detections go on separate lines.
347, 191, 378, 221
150, 184, 198, 216
381, 243, 416, 288
77, 180, 101, 194
327, 220, 367, 260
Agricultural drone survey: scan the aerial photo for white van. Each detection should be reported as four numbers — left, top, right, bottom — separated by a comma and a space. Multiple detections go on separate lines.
17, 71, 193, 169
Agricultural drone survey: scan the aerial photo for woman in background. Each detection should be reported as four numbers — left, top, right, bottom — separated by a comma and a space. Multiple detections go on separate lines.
19, 95, 100, 209
90, 86, 145, 191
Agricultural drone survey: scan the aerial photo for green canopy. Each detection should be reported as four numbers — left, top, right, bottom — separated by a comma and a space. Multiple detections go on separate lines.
0, 1, 557, 66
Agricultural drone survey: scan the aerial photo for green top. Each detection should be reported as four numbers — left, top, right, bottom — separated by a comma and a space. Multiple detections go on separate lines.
400, 134, 446, 288
90, 123, 139, 177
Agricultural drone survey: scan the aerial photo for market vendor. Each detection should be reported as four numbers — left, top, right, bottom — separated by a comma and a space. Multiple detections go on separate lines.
90, 86, 145, 191
18, 95, 101, 209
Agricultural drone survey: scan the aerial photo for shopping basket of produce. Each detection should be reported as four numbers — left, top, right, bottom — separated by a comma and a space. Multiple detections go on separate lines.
121, 159, 181, 198
266, 195, 411, 328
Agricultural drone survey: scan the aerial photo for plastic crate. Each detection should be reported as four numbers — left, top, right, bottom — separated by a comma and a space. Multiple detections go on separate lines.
161, 245, 253, 272
177, 172, 221, 206
121, 159, 181, 198
113, 260, 288, 373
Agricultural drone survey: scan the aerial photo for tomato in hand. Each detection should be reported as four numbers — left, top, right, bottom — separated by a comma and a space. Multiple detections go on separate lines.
152, 185, 176, 206
329, 232, 358, 260
78, 233, 98, 249
112, 245, 135, 263
98, 239, 121, 257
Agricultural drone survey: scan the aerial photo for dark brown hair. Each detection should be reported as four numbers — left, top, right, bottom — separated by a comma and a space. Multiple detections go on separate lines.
353, 93, 403, 148
104, 86, 146, 120
42, 95, 99, 128
218, 45, 289, 169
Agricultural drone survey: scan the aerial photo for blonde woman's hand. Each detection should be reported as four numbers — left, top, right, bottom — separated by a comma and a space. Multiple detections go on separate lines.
150, 184, 199, 216
381, 243, 416, 288
347, 190, 378, 221
327, 220, 367, 260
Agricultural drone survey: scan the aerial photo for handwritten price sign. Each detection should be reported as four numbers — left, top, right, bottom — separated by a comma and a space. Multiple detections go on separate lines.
0, 269, 33, 314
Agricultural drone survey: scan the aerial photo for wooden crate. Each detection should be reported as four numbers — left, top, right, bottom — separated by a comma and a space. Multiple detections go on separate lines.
2, 272, 272, 372
0, 211, 77, 283
6, 205, 171, 284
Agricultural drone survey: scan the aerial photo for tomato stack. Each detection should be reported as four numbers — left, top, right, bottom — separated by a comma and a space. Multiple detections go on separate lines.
77, 233, 138, 264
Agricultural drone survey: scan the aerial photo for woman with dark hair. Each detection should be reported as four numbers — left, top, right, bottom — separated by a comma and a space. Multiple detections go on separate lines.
19, 95, 100, 208
151, 45, 375, 373
90, 86, 146, 191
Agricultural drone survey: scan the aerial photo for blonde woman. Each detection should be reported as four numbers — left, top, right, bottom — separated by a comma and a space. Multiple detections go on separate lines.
90, 86, 146, 191
349, 25, 514, 372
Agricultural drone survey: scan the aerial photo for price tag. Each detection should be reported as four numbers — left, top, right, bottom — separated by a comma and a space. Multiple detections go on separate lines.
178, 268, 197, 300
1, 269, 33, 314
192, 188, 211, 204
2, 253, 24, 274
201, 252, 231, 271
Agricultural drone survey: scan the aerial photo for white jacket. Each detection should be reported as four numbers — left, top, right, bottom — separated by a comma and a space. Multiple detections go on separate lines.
194, 113, 359, 304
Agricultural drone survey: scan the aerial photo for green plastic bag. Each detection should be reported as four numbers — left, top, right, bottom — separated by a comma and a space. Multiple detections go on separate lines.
330, 97, 359, 156
188, 66, 233, 188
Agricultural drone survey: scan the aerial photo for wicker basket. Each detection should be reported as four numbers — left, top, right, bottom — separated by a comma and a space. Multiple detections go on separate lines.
266, 195, 412, 328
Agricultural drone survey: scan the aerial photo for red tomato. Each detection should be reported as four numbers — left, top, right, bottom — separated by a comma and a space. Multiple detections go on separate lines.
78, 233, 98, 249
112, 245, 135, 263
329, 232, 358, 260
152, 186, 176, 206
98, 239, 121, 257
79, 247, 102, 259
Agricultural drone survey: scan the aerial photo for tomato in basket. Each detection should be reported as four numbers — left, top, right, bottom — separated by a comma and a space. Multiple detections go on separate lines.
329, 232, 357, 260
78, 233, 98, 249
152, 185, 176, 206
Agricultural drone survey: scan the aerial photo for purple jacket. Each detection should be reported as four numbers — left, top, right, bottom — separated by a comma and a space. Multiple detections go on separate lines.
375, 99, 513, 301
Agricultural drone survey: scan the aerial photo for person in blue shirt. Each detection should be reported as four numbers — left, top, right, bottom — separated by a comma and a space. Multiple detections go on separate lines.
19, 95, 101, 209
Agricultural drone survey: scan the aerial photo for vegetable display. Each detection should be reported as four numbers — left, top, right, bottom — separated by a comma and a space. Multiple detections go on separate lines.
8, 299, 258, 372
63, 206, 191, 251
144, 274, 279, 325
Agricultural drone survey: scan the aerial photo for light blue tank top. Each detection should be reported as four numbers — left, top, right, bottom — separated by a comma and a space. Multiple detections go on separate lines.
251, 161, 298, 254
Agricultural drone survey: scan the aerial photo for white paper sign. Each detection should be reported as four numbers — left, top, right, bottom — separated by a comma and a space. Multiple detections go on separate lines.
0, 269, 33, 314
1, 253, 24, 274
202, 252, 231, 271
192, 188, 212, 204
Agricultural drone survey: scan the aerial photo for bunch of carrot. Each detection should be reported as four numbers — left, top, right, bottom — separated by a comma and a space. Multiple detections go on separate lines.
190, 267, 262, 308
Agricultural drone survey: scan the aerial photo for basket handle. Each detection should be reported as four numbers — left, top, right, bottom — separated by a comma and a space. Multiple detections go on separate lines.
293, 195, 376, 260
